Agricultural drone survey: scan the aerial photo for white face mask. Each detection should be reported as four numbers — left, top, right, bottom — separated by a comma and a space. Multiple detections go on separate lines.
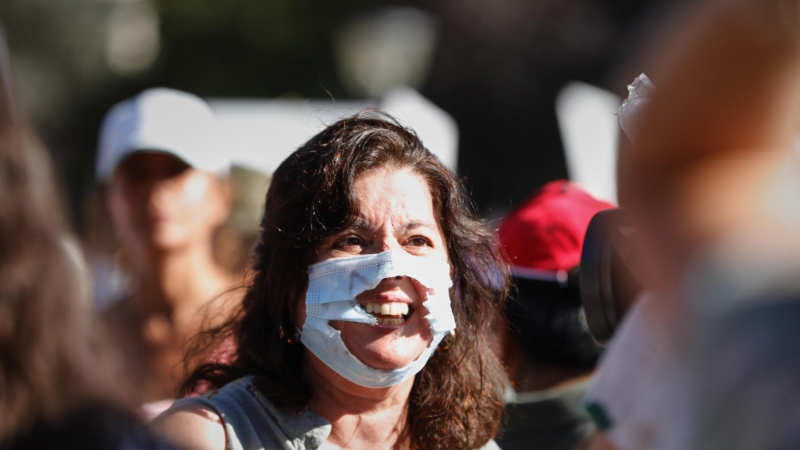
300, 250, 456, 388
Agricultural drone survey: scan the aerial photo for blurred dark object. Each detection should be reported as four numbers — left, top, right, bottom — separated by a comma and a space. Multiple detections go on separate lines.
498, 381, 596, 450
580, 208, 642, 345
2, 403, 178, 450
506, 269, 591, 366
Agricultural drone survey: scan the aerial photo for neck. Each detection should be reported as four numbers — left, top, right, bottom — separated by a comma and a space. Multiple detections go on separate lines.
501, 331, 595, 393
305, 353, 412, 450
513, 358, 593, 393
127, 240, 230, 317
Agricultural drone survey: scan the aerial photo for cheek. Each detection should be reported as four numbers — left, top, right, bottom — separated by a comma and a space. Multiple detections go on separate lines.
183, 175, 212, 203
179, 174, 214, 211
177, 175, 227, 226
410, 278, 432, 305
107, 189, 137, 231
296, 295, 307, 328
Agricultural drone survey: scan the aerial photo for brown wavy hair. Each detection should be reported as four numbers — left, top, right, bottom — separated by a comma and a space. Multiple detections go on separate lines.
183, 110, 510, 449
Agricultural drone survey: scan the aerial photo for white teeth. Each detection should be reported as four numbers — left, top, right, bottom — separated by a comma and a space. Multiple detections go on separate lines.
361, 302, 410, 319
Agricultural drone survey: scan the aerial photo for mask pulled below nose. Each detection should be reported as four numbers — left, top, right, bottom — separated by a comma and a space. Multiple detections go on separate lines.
301, 250, 455, 388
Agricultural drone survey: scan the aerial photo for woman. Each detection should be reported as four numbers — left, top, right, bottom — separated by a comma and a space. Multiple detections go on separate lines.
155, 111, 509, 449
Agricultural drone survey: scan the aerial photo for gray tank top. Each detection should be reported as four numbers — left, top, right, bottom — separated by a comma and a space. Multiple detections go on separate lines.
172, 375, 501, 450
171, 376, 330, 450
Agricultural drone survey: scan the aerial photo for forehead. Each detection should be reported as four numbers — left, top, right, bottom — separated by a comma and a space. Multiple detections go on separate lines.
352, 166, 439, 228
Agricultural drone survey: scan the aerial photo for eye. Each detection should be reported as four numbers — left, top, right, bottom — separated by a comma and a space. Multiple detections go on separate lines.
407, 236, 432, 247
335, 235, 366, 249
345, 236, 362, 246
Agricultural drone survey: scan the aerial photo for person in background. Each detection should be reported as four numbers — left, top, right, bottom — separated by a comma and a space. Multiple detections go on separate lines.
494, 180, 613, 450
96, 88, 239, 410
584, 0, 800, 448
0, 39, 177, 449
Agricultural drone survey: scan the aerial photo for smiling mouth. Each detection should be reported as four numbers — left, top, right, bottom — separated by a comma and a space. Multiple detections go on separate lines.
360, 302, 412, 325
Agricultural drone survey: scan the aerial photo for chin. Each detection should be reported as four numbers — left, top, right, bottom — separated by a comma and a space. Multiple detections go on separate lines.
148, 232, 191, 251
355, 352, 424, 371
344, 334, 432, 371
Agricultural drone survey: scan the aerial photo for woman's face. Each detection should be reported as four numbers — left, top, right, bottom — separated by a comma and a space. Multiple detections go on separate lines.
107, 153, 229, 261
303, 165, 449, 371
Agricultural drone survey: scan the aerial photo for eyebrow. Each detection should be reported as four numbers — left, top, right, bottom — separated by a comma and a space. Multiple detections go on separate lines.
348, 218, 369, 231
347, 219, 436, 234
398, 221, 436, 234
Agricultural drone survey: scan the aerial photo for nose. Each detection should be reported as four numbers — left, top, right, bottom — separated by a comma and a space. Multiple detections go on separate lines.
371, 233, 405, 254
383, 274, 409, 285
368, 275, 410, 293
365, 275, 420, 305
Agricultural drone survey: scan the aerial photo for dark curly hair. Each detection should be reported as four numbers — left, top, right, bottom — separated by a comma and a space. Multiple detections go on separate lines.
182, 110, 509, 450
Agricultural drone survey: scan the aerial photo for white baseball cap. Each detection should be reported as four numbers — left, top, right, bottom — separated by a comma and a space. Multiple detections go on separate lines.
96, 88, 230, 182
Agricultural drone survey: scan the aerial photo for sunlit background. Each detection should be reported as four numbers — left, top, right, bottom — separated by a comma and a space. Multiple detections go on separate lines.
1, 0, 683, 232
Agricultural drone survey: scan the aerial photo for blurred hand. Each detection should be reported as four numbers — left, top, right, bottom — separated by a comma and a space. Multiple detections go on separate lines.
574, 433, 616, 450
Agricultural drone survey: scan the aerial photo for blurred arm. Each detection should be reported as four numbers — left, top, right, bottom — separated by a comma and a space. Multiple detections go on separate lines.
152, 405, 226, 450
574, 433, 617, 450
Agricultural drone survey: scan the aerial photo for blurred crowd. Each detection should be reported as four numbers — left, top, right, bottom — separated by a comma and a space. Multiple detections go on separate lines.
2, 0, 800, 449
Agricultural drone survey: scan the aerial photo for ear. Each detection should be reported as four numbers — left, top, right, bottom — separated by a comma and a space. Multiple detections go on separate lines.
104, 177, 128, 234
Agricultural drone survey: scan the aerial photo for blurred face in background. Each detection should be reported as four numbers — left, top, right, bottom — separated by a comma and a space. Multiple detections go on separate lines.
107, 152, 229, 264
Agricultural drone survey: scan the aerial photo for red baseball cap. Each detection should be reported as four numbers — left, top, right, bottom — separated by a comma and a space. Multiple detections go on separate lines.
499, 180, 615, 275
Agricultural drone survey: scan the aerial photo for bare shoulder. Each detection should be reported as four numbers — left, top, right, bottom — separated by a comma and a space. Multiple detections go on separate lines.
152, 403, 227, 450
